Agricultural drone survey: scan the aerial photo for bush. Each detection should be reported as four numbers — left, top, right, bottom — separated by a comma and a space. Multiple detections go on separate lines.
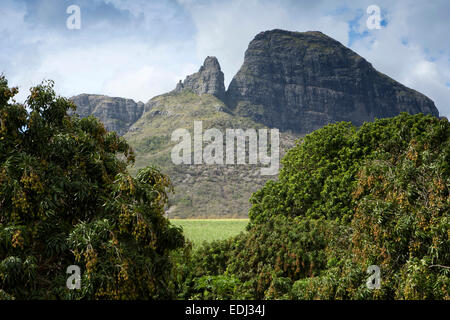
190, 275, 243, 300
183, 215, 337, 299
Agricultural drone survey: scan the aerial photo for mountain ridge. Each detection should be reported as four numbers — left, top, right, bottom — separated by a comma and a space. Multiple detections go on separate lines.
69, 29, 440, 217
226, 29, 438, 132
70, 29, 439, 136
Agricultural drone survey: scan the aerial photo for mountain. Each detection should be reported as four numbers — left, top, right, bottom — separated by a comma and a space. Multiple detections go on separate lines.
124, 89, 297, 218
174, 56, 226, 101
70, 29, 440, 218
226, 30, 438, 133
70, 94, 144, 136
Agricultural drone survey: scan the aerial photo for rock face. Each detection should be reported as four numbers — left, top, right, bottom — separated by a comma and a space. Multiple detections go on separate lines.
67, 29, 443, 218
226, 29, 439, 133
174, 56, 226, 101
70, 94, 144, 136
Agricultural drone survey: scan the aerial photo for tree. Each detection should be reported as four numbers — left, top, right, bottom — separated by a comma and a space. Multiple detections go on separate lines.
187, 113, 449, 299
0, 76, 184, 299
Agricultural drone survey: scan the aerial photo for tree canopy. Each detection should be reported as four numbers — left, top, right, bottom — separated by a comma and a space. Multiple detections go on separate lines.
183, 113, 449, 299
0, 76, 184, 299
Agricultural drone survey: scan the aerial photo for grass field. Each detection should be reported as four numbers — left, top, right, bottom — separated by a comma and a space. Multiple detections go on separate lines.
170, 219, 249, 246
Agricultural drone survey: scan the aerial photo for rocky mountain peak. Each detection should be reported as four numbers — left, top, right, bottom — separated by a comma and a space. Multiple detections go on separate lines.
70, 94, 144, 136
70, 29, 442, 218
201, 56, 222, 71
174, 56, 226, 101
226, 29, 439, 133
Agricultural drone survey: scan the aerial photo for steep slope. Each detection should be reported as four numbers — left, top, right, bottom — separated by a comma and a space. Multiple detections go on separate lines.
70, 30, 441, 218
125, 89, 297, 218
174, 56, 226, 101
120, 56, 297, 217
226, 29, 439, 133
70, 94, 144, 135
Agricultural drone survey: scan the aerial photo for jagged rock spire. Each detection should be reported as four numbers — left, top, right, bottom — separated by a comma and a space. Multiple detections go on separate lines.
175, 56, 226, 101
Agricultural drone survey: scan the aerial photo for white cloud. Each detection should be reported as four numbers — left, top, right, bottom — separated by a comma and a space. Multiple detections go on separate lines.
1, 0, 198, 104
102, 63, 198, 102
7, 38, 198, 104
180, 0, 350, 86
32, 40, 198, 102
348, 1, 450, 117
179, 0, 449, 116
1, 0, 448, 117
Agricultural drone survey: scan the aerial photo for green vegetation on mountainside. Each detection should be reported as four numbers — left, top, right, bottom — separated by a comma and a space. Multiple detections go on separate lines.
125, 90, 298, 218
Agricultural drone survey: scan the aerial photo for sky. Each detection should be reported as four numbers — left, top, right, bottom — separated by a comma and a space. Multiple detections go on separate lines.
0, 0, 449, 117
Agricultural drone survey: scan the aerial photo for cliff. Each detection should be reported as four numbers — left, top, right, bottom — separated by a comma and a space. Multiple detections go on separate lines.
226, 29, 439, 133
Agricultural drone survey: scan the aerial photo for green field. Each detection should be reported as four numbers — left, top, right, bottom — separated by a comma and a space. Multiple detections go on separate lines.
170, 219, 249, 246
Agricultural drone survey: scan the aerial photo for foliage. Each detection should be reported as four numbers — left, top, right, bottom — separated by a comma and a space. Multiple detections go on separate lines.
178, 215, 338, 299
190, 275, 243, 300
249, 113, 448, 225
173, 238, 235, 299
0, 76, 184, 299
184, 113, 449, 300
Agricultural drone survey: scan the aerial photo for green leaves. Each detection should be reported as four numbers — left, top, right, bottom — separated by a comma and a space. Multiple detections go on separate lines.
191, 113, 449, 300
250, 113, 448, 226
0, 76, 184, 299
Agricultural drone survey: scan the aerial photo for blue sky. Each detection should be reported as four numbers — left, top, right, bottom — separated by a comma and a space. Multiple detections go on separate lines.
1, 0, 449, 117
